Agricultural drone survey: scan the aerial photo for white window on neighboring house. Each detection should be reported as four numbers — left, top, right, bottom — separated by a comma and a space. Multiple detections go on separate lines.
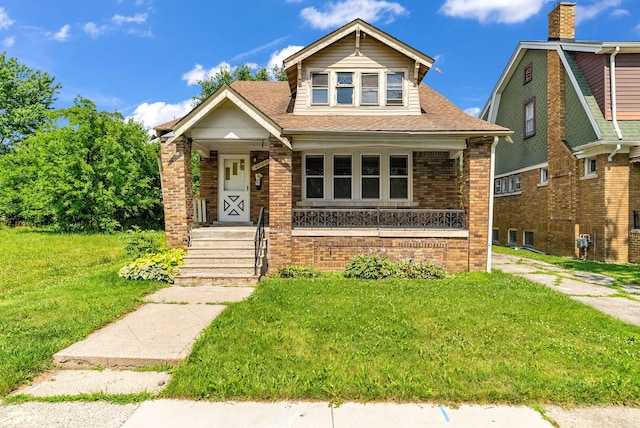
508, 229, 518, 246
501, 177, 509, 193
336, 72, 354, 105
584, 157, 597, 176
524, 97, 536, 138
389, 155, 409, 199
386, 72, 404, 105
540, 168, 548, 184
514, 174, 521, 191
361, 73, 379, 105
333, 155, 352, 199
311, 73, 329, 105
361, 155, 380, 199
495, 179, 502, 194
305, 155, 325, 199
523, 230, 534, 247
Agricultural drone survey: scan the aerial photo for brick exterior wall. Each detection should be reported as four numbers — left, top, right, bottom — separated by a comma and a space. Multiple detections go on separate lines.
268, 140, 293, 272
548, 2, 575, 40
413, 152, 460, 209
630, 230, 640, 264
292, 151, 302, 204
464, 141, 492, 271
291, 236, 469, 272
160, 137, 193, 248
199, 152, 217, 223
250, 151, 270, 224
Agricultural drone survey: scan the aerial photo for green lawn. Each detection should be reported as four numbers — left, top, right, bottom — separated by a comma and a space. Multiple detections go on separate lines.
0, 227, 165, 397
165, 273, 640, 406
492, 245, 640, 286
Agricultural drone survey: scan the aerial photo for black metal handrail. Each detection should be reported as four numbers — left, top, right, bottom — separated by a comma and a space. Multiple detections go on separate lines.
634, 211, 639, 230
254, 207, 266, 275
292, 208, 466, 229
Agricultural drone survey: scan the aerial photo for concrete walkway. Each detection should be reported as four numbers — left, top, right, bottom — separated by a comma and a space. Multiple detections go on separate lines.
3, 268, 640, 427
492, 251, 640, 327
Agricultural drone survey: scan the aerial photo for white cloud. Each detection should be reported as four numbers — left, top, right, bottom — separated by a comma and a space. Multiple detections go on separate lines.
232, 36, 288, 62
49, 24, 71, 41
0, 7, 14, 30
576, 0, 621, 25
83, 22, 106, 38
286, 0, 303, 3
440, 0, 549, 24
301, 0, 407, 30
610, 9, 629, 17
181, 62, 231, 86
268, 45, 304, 70
112, 13, 148, 25
463, 107, 481, 117
3, 35, 15, 48
130, 100, 192, 129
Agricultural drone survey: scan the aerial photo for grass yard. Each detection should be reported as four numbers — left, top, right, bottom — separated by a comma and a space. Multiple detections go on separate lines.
0, 227, 165, 397
165, 273, 640, 406
493, 245, 640, 286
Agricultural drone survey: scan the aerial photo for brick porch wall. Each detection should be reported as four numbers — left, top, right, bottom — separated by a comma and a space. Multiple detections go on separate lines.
464, 141, 492, 271
199, 152, 217, 223
268, 140, 293, 272
630, 230, 640, 264
291, 236, 469, 272
161, 137, 193, 248
250, 151, 270, 224
413, 152, 460, 209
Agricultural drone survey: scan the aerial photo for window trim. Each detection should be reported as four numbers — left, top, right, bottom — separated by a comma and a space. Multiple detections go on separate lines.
385, 71, 405, 106
332, 154, 353, 199
310, 72, 329, 106
523, 96, 536, 139
523, 62, 533, 85
584, 156, 597, 177
335, 72, 354, 106
540, 167, 548, 184
360, 72, 380, 106
303, 154, 326, 199
361, 154, 381, 200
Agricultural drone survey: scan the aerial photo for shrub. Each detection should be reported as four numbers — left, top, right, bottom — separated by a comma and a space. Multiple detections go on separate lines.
121, 226, 165, 258
343, 255, 446, 280
119, 248, 185, 284
276, 265, 322, 278
394, 259, 446, 279
343, 255, 396, 280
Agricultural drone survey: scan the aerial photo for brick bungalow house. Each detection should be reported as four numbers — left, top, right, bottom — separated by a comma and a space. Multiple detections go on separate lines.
482, 2, 640, 264
156, 19, 511, 283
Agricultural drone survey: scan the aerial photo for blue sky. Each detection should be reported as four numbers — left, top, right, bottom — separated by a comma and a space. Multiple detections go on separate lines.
1, 0, 639, 128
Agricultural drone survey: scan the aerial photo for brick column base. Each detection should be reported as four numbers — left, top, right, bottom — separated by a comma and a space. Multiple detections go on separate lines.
268, 141, 292, 272
160, 137, 193, 248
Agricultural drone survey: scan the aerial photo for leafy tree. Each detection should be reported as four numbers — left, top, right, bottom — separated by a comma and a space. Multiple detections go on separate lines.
0, 97, 162, 232
0, 52, 61, 155
193, 64, 287, 106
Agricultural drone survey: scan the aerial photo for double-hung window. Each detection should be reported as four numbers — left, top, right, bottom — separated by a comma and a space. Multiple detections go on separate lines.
336, 72, 354, 105
389, 155, 409, 199
361, 73, 379, 105
333, 155, 352, 199
361, 155, 380, 199
585, 157, 597, 176
386, 72, 404, 105
524, 97, 536, 138
311, 73, 329, 105
305, 155, 324, 199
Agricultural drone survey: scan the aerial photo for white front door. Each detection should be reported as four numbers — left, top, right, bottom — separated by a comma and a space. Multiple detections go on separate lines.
219, 155, 250, 222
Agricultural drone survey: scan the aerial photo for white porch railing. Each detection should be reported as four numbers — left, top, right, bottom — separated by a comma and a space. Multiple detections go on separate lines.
194, 197, 207, 224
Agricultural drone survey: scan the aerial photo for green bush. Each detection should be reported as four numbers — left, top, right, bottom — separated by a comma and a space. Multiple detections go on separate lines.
276, 265, 322, 278
344, 254, 396, 280
119, 248, 185, 284
120, 226, 165, 258
343, 255, 445, 280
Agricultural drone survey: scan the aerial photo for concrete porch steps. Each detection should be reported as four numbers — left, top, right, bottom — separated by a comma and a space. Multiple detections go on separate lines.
175, 227, 267, 286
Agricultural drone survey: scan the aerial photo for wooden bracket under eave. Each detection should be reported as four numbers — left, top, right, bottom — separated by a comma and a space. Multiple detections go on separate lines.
297, 62, 302, 87
355, 28, 361, 56
414, 61, 420, 87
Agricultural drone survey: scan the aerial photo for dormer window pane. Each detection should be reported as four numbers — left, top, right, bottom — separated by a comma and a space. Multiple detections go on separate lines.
361, 73, 379, 105
336, 72, 353, 105
311, 72, 329, 105
386, 72, 403, 105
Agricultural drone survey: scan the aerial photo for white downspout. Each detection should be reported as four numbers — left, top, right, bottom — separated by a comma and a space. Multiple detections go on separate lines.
487, 136, 499, 273
609, 46, 623, 162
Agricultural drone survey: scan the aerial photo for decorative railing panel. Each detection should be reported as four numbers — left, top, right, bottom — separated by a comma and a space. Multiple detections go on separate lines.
292, 209, 466, 229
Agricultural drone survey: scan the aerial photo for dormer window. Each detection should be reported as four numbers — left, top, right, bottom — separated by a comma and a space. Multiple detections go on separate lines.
311, 72, 329, 105
386, 72, 404, 105
361, 73, 379, 105
336, 72, 354, 105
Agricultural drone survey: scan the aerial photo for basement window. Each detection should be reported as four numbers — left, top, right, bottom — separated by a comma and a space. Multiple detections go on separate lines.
508, 229, 518, 246
492, 228, 500, 245
523, 231, 534, 247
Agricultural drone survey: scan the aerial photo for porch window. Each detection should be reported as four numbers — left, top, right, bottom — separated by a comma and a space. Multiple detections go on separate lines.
311, 73, 329, 105
305, 155, 324, 199
361, 73, 379, 105
389, 155, 408, 199
386, 72, 404, 105
336, 72, 354, 105
361, 155, 380, 199
333, 155, 352, 199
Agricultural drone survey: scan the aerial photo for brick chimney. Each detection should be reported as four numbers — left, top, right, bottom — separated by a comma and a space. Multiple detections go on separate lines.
548, 2, 576, 41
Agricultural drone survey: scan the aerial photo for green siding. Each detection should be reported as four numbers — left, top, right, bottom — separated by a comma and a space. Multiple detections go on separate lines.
495, 50, 548, 175
565, 69, 598, 147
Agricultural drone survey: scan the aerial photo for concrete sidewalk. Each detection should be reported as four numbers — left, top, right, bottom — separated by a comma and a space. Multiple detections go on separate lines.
492, 251, 640, 327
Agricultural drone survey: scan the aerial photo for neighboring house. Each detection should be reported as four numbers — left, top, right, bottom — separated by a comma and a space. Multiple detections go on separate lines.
156, 18, 511, 280
482, 2, 640, 264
